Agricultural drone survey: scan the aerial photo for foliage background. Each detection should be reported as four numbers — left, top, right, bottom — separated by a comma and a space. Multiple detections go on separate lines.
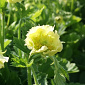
0, 0, 85, 85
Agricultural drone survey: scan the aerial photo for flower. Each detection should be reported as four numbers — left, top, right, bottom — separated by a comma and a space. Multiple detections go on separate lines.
25, 25, 63, 56
6, 0, 22, 3
0, 50, 9, 69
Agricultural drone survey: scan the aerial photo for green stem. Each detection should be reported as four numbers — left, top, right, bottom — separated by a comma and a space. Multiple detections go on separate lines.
0, 17, 1, 45
7, 3, 11, 26
1, 12, 5, 51
27, 67, 32, 85
31, 66, 39, 85
27, 54, 39, 85
18, 19, 22, 57
71, 0, 74, 12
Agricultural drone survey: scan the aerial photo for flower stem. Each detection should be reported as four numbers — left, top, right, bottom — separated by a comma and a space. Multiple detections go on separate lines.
31, 66, 39, 85
1, 12, 5, 51
18, 2, 22, 57
7, 3, 11, 26
27, 67, 32, 85
18, 19, 22, 57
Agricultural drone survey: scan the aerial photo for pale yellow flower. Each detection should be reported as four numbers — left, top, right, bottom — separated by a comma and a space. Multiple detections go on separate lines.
0, 50, 9, 69
7, 0, 22, 3
25, 25, 63, 56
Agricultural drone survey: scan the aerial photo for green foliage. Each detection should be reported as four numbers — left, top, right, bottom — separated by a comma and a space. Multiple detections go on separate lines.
0, 0, 6, 9
0, 65, 21, 85
0, 39, 11, 50
13, 37, 30, 54
51, 56, 69, 85
31, 7, 44, 22
37, 73, 48, 85
0, 0, 85, 85
11, 54, 34, 68
66, 82, 85, 85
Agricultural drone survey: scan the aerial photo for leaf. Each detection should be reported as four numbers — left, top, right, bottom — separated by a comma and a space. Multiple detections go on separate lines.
66, 15, 81, 27
54, 72, 66, 85
54, 58, 67, 85
13, 37, 30, 54
31, 7, 44, 22
37, 73, 48, 85
59, 65, 69, 80
63, 32, 80, 43
58, 24, 67, 36
51, 79, 55, 85
11, 52, 34, 68
27, 59, 34, 67
49, 56, 67, 85
58, 57, 79, 73
0, 0, 6, 8
0, 39, 12, 50
38, 58, 54, 78
11, 55, 26, 68
8, 21, 16, 30
72, 15, 81, 22
4, 39, 12, 49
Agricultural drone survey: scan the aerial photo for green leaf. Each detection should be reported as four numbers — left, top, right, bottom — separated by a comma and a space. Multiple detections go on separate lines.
31, 7, 44, 22
66, 15, 81, 27
4, 39, 12, 49
58, 57, 79, 73
13, 37, 30, 54
8, 21, 16, 30
11, 52, 34, 68
38, 58, 54, 78
63, 32, 80, 44
54, 58, 67, 85
12, 55, 26, 68
72, 15, 81, 22
51, 79, 55, 85
59, 65, 69, 80
58, 24, 66, 36
54, 72, 66, 85
49, 56, 68, 85
0, 39, 12, 50
37, 73, 48, 85
27, 59, 34, 67
0, 0, 6, 8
